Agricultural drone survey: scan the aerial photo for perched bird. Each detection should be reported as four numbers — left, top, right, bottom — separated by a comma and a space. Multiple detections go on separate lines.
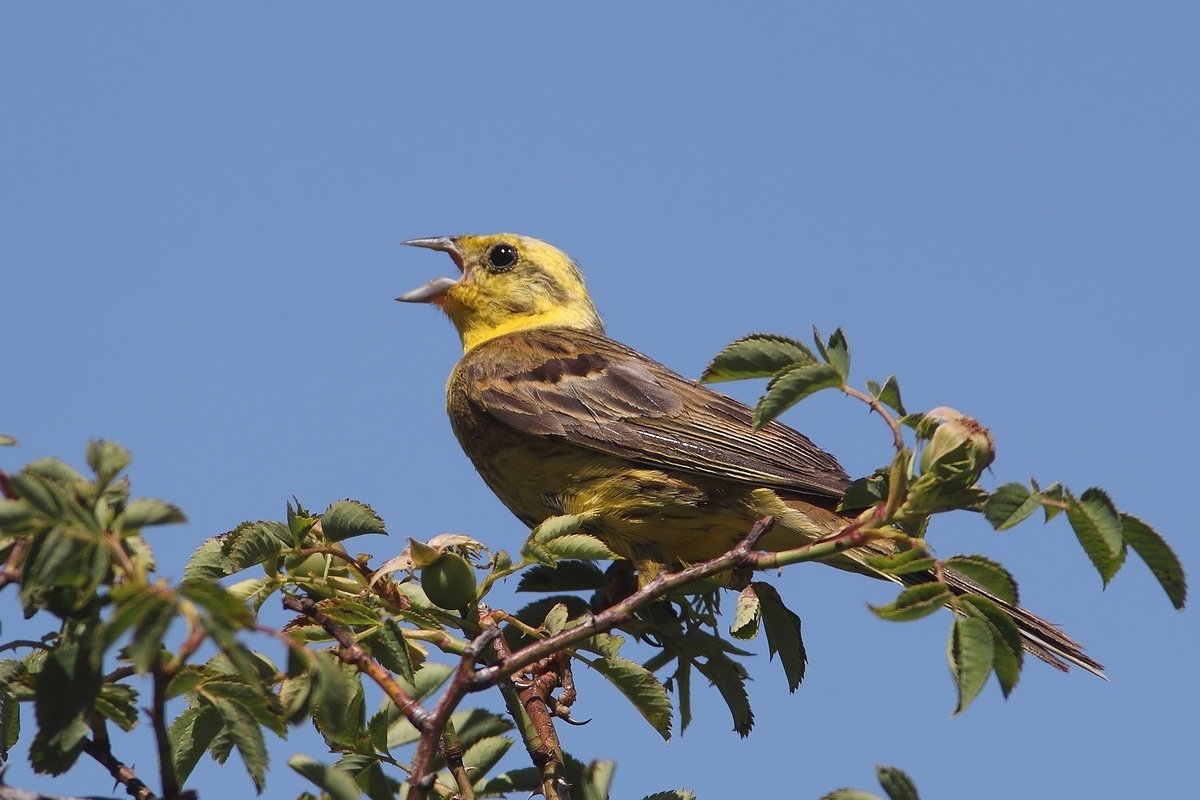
398, 233, 1102, 676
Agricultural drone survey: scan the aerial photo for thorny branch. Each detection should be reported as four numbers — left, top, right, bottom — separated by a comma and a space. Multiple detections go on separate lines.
282, 595, 430, 729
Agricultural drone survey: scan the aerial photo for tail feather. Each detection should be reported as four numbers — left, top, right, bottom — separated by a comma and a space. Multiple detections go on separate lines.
937, 568, 1106, 678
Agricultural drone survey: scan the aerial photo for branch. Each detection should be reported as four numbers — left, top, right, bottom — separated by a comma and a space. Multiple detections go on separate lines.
281, 595, 430, 729
80, 731, 166, 800
405, 626, 501, 800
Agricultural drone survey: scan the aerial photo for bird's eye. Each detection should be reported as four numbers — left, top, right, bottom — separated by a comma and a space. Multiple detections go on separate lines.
487, 243, 519, 272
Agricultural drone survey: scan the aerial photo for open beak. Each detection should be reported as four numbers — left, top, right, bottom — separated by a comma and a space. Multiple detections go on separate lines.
396, 236, 465, 303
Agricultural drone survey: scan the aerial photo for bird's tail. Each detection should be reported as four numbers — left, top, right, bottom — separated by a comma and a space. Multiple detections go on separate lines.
933, 566, 1105, 677
769, 496, 1105, 678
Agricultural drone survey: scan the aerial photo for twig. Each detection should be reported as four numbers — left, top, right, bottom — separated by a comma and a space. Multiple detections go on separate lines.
405, 625, 501, 800
281, 594, 430, 729
150, 662, 179, 799
842, 384, 906, 451
81, 733, 162, 800
482, 612, 567, 800
438, 721, 475, 800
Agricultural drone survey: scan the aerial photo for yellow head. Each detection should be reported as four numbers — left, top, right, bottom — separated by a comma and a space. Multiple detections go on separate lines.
398, 233, 604, 352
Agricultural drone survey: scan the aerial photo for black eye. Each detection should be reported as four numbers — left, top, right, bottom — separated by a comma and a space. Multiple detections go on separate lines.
487, 243, 519, 272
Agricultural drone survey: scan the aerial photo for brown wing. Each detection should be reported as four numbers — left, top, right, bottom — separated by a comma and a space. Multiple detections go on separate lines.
455, 328, 851, 499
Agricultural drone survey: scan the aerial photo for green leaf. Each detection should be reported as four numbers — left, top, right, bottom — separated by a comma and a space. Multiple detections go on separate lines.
839, 470, 889, 511
1066, 488, 1125, 585
127, 593, 177, 673
949, 616, 994, 714
0, 498, 33, 527
516, 561, 606, 593
943, 555, 1018, 606
449, 707, 515, 748
693, 649, 753, 737
544, 533, 616, 560
729, 585, 761, 640
0, 435, 16, 446
363, 618, 416, 685
755, 582, 806, 692
120, 498, 187, 530
700, 333, 817, 383
753, 362, 844, 430
7, 472, 66, 518
543, 602, 571, 635
958, 595, 1023, 698
532, 514, 585, 542
641, 792, 698, 800
876, 765, 921, 800
874, 375, 906, 415
863, 548, 938, 577
1120, 513, 1187, 609
93, 684, 138, 732
869, 583, 952, 621
86, 440, 132, 486
821, 791, 882, 800
183, 536, 232, 582
1041, 483, 1065, 521
589, 656, 672, 741
463, 735, 514, 784
169, 704, 224, 786
321, 499, 386, 542
289, 754, 363, 800
983, 483, 1043, 530
814, 326, 851, 378
1, 683, 21, 759
224, 521, 291, 571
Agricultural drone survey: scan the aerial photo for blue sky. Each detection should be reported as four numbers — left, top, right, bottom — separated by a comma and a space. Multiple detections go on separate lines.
2, 4, 1197, 798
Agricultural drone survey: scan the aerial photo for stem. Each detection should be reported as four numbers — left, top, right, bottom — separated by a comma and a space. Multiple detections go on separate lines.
0, 536, 28, 590
842, 384, 905, 451
282, 594, 430, 729
438, 720, 475, 800
405, 626, 501, 800
151, 662, 180, 800
470, 517, 777, 689
83, 722, 161, 800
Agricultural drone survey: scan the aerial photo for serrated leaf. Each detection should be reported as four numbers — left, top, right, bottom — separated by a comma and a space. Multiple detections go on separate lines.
322, 500, 386, 542
289, 755, 363, 800
814, 326, 851, 378
544, 533, 616, 560
1, 685, 19, 759
543, 602, 571, 635
839, 470, 889, 511
983, 483, 1043, 530
869, 583, 952, 621
958, 595, 1023, 698
363, 619, 416, 685
450, 708, 515, 748
184, 536, 232, 582
820, 791, 882, 800
120, 498, 187, 530
516, 561, 606, 593
0, 499, 32, 527
692, 648, 753, 736
700, 333, 817, 383
876, 765, 921, 800
225, 521, 291, 571
641, 792, 698, 800
86, 440, 131, 486
875, 375, 906, 415
863, 548, 938, 577
730, 585, 761, 640
1041, 483, 1065, 521
1066, 488, 1125, 585
589, 656, 672, 741
7, 472, 66, 518
127, 593, 177, 673
949, 616, 994, 714
755, 582, 806, 692
532, 514, 585, 542
753, 362, 843, 430
463, 735, 513, 783
1120, 513, 1187, 609
169, 704, 224, 786
943, 555, 1018, 606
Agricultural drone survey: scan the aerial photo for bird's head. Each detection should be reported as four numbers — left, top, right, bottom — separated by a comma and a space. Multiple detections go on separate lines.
398, 233, 604, 351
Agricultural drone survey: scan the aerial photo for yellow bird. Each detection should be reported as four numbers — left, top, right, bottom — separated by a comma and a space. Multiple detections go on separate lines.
398, 232, 1102, 676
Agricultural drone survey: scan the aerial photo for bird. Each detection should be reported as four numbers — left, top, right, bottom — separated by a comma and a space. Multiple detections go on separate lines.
397, 232, 1103, 677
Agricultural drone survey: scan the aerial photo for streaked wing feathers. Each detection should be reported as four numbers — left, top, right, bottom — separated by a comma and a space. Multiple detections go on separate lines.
462, 329, 851, 498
